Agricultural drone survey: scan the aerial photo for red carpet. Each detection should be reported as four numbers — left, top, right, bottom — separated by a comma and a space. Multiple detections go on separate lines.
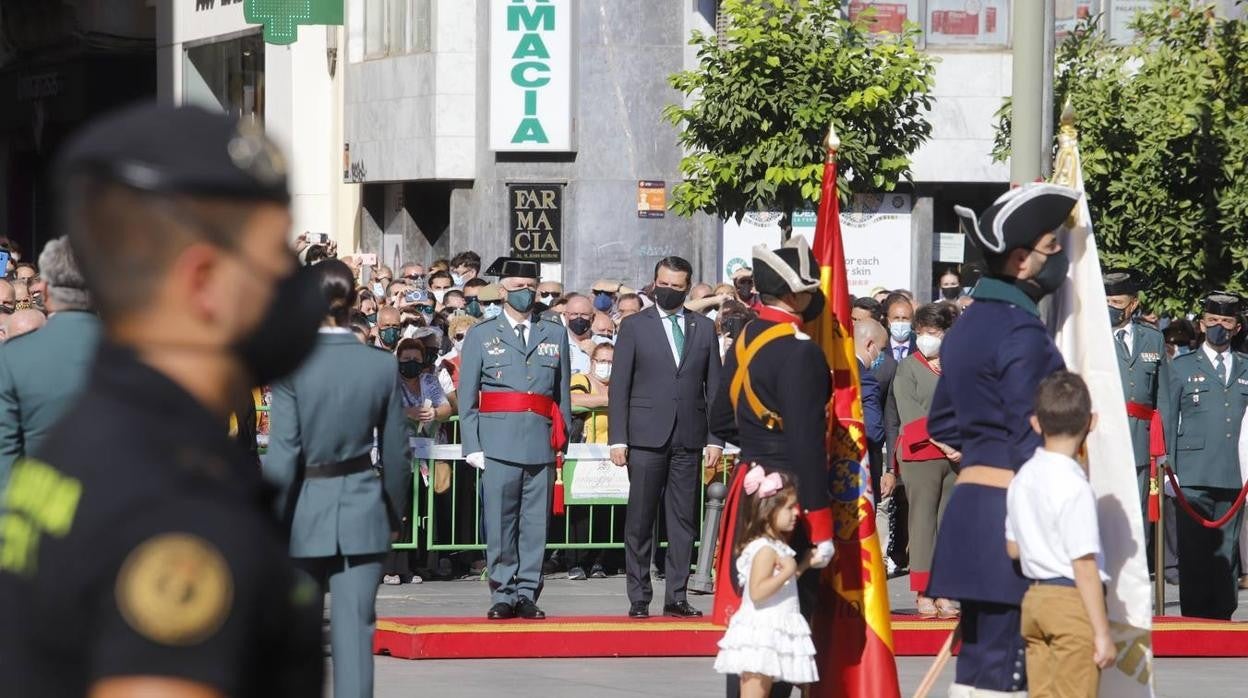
374, 614, 1248, 660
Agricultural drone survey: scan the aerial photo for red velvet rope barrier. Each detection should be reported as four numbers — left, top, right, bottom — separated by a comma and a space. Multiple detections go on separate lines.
1162, 465, 1248, 529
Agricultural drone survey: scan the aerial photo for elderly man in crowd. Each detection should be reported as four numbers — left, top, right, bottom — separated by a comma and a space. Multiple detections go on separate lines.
563, 293, 596, 374
0, 237, 101, 485
2, 309, 46, 342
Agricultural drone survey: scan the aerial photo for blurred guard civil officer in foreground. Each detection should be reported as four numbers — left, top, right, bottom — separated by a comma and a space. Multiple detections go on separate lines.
0, 103, 326, 698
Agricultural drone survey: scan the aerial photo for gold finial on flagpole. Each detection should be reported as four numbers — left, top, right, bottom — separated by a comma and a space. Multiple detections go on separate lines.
1060, 98, 1076, 129
823, 123, 840, 154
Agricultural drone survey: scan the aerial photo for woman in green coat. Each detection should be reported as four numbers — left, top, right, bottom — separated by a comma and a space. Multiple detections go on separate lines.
892, 301, 961, 619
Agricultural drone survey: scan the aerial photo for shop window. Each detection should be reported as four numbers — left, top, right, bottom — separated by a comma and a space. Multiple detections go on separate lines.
183, 33, 265, 122
365, 0, 430, 58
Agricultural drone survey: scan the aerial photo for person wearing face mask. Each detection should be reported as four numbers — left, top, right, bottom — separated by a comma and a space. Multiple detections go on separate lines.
938, 269, 964, 302
449, 250, 480, 287
1165, 293, 1248, 619
476, 283, 505, 320
375, 305, 402, 350
891, 302, 961, 620
428, 270, 454, 309
561, 294, 596, 374
371, 265, 394, 300
0, 104, 326, 698
358, 292, 379, 326
610, 256, 724, 620
537, 280, 563, 308
1103, 269, 1172, 579
560, 343, 619, 579
461, 277, 488, 317
459, 258, 571, 621
923, 183, 1079, 695
852, 318, 888, 499
707, 239, 836, 697
591, 279, 621, 315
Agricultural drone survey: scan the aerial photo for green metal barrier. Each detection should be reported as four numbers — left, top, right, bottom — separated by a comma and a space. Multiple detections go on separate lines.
393, 409, 736, 553
256, 401, 734, 555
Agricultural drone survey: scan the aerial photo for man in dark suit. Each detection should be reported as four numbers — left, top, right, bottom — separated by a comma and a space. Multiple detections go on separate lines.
610, 256, 723, 619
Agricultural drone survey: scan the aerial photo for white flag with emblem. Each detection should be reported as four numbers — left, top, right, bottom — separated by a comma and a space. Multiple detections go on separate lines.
1048, 109, 1154, 696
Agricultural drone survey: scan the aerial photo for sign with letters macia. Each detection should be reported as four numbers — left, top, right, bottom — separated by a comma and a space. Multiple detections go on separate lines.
508, 183, 562, 262
489, 0, 576, 151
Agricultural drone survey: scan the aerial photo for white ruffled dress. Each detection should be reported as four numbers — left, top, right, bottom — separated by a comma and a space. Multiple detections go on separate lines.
713, 537, 818, 685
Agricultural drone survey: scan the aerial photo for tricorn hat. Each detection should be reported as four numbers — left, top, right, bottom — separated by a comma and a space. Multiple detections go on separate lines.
954, 183, 1081, 256
1103, 268, 1144, 296
1203, 292, 1242, 317
751, 236, 821, 297
485, 257, 539, 280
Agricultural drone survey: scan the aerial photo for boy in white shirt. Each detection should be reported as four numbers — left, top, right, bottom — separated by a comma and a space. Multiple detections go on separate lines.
1005, 371, 1115, 698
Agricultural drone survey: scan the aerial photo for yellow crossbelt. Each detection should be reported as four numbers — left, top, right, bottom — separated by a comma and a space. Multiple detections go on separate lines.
729, 323, 795, 431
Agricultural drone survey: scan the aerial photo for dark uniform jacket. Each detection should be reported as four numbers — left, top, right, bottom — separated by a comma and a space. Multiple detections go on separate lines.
925, 279, 1066, 605
1114, 321, 1171, 469
0, 343, 322, 698
1165, 348, 1248, 490
0, 310, 101, 484
709, 308, 832, 523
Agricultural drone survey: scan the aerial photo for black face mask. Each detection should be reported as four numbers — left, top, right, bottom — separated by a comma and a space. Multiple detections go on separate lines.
735, 281, 753, 300
1206, 324, 1231, 347
653, 286, 688, 311
799, 290, 826, 323
721, 316, 747, 338
1019, 249, 1069, 302
398, 359, 423, 379
234, 265, 326, 387
567, 317, 592, 337
1108, 305, 1127, 327
940, 287, 961, 301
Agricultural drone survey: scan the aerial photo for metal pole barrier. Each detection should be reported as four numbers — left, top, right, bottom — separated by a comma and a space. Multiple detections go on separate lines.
1154, 467, 1166, 616
689, 481, 728, 594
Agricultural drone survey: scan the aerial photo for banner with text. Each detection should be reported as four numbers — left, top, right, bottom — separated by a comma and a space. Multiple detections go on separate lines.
508, 183, 563, 262
489, 0, 575, 151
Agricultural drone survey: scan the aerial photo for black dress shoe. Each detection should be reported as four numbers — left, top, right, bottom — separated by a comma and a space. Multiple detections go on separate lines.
628, 601, 650, 619
515, 597, 546, 620
663, 601, 703, 618
487, 602, 516, 620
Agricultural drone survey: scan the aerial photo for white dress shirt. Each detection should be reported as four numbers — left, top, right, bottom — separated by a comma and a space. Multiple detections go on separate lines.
1005, 448, 1108, 583
1202, 342, 1232, 385
656, 305, 687, 366
1114, 323, 1134, 356
503, 309, 531, 342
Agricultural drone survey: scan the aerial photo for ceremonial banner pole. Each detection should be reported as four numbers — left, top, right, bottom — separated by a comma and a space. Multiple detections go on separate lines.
1048, 104, 1155, 696
807, 125, 901, 698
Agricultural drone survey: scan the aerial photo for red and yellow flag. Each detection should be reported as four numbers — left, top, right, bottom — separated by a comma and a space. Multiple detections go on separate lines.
806, 128, 900, 698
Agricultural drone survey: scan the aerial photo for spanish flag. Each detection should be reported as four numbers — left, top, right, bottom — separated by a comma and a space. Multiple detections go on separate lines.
806, 127, 900, 698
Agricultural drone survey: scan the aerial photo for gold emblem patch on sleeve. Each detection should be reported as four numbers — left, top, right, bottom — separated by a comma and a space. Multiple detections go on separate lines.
115, 533, 234, 646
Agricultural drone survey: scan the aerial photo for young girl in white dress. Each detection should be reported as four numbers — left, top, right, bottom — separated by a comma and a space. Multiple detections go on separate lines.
714, 466, 822, 697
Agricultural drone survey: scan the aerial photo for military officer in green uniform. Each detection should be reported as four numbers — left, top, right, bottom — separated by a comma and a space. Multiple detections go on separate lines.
459, 258, 571, 621
1105, 269, 1172, 563
0, 237, 101, 485
1165, 293, 1248, 619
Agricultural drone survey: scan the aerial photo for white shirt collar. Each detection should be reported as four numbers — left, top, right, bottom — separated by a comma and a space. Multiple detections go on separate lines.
1202, 342, 1229, 365
656, 305, 685, 320
319, 326, 354, 335
503, 310, 529, 331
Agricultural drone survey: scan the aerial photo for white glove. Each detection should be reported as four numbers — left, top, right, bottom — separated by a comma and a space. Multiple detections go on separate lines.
810, 540, 836, 569
466, 452, 485, 470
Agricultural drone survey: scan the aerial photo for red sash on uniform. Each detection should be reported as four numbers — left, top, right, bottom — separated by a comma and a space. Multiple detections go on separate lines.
479, 391, 568, 453
1126, 400, 1166, 521
479, 391, 569, 514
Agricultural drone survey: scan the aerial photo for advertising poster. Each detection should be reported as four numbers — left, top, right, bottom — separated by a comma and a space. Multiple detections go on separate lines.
726, 195, 913, 297
926, 0, 1010, 47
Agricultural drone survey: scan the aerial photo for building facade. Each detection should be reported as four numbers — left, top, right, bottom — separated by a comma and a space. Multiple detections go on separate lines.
157, 0, 358, 245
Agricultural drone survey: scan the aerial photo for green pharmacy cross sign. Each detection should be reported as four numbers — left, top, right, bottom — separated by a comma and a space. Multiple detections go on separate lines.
245, 0, 343, 45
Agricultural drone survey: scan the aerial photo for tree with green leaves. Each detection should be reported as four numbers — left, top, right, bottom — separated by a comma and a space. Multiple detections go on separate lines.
993, 3, 1248, 316
664, 0, 936, 228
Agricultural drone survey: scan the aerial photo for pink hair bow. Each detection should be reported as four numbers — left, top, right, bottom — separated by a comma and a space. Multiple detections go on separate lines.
742, 465, 783, 498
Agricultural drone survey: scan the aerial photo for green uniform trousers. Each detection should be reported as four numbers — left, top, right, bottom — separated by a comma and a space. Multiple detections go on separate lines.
1176, 487, 1243, 620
